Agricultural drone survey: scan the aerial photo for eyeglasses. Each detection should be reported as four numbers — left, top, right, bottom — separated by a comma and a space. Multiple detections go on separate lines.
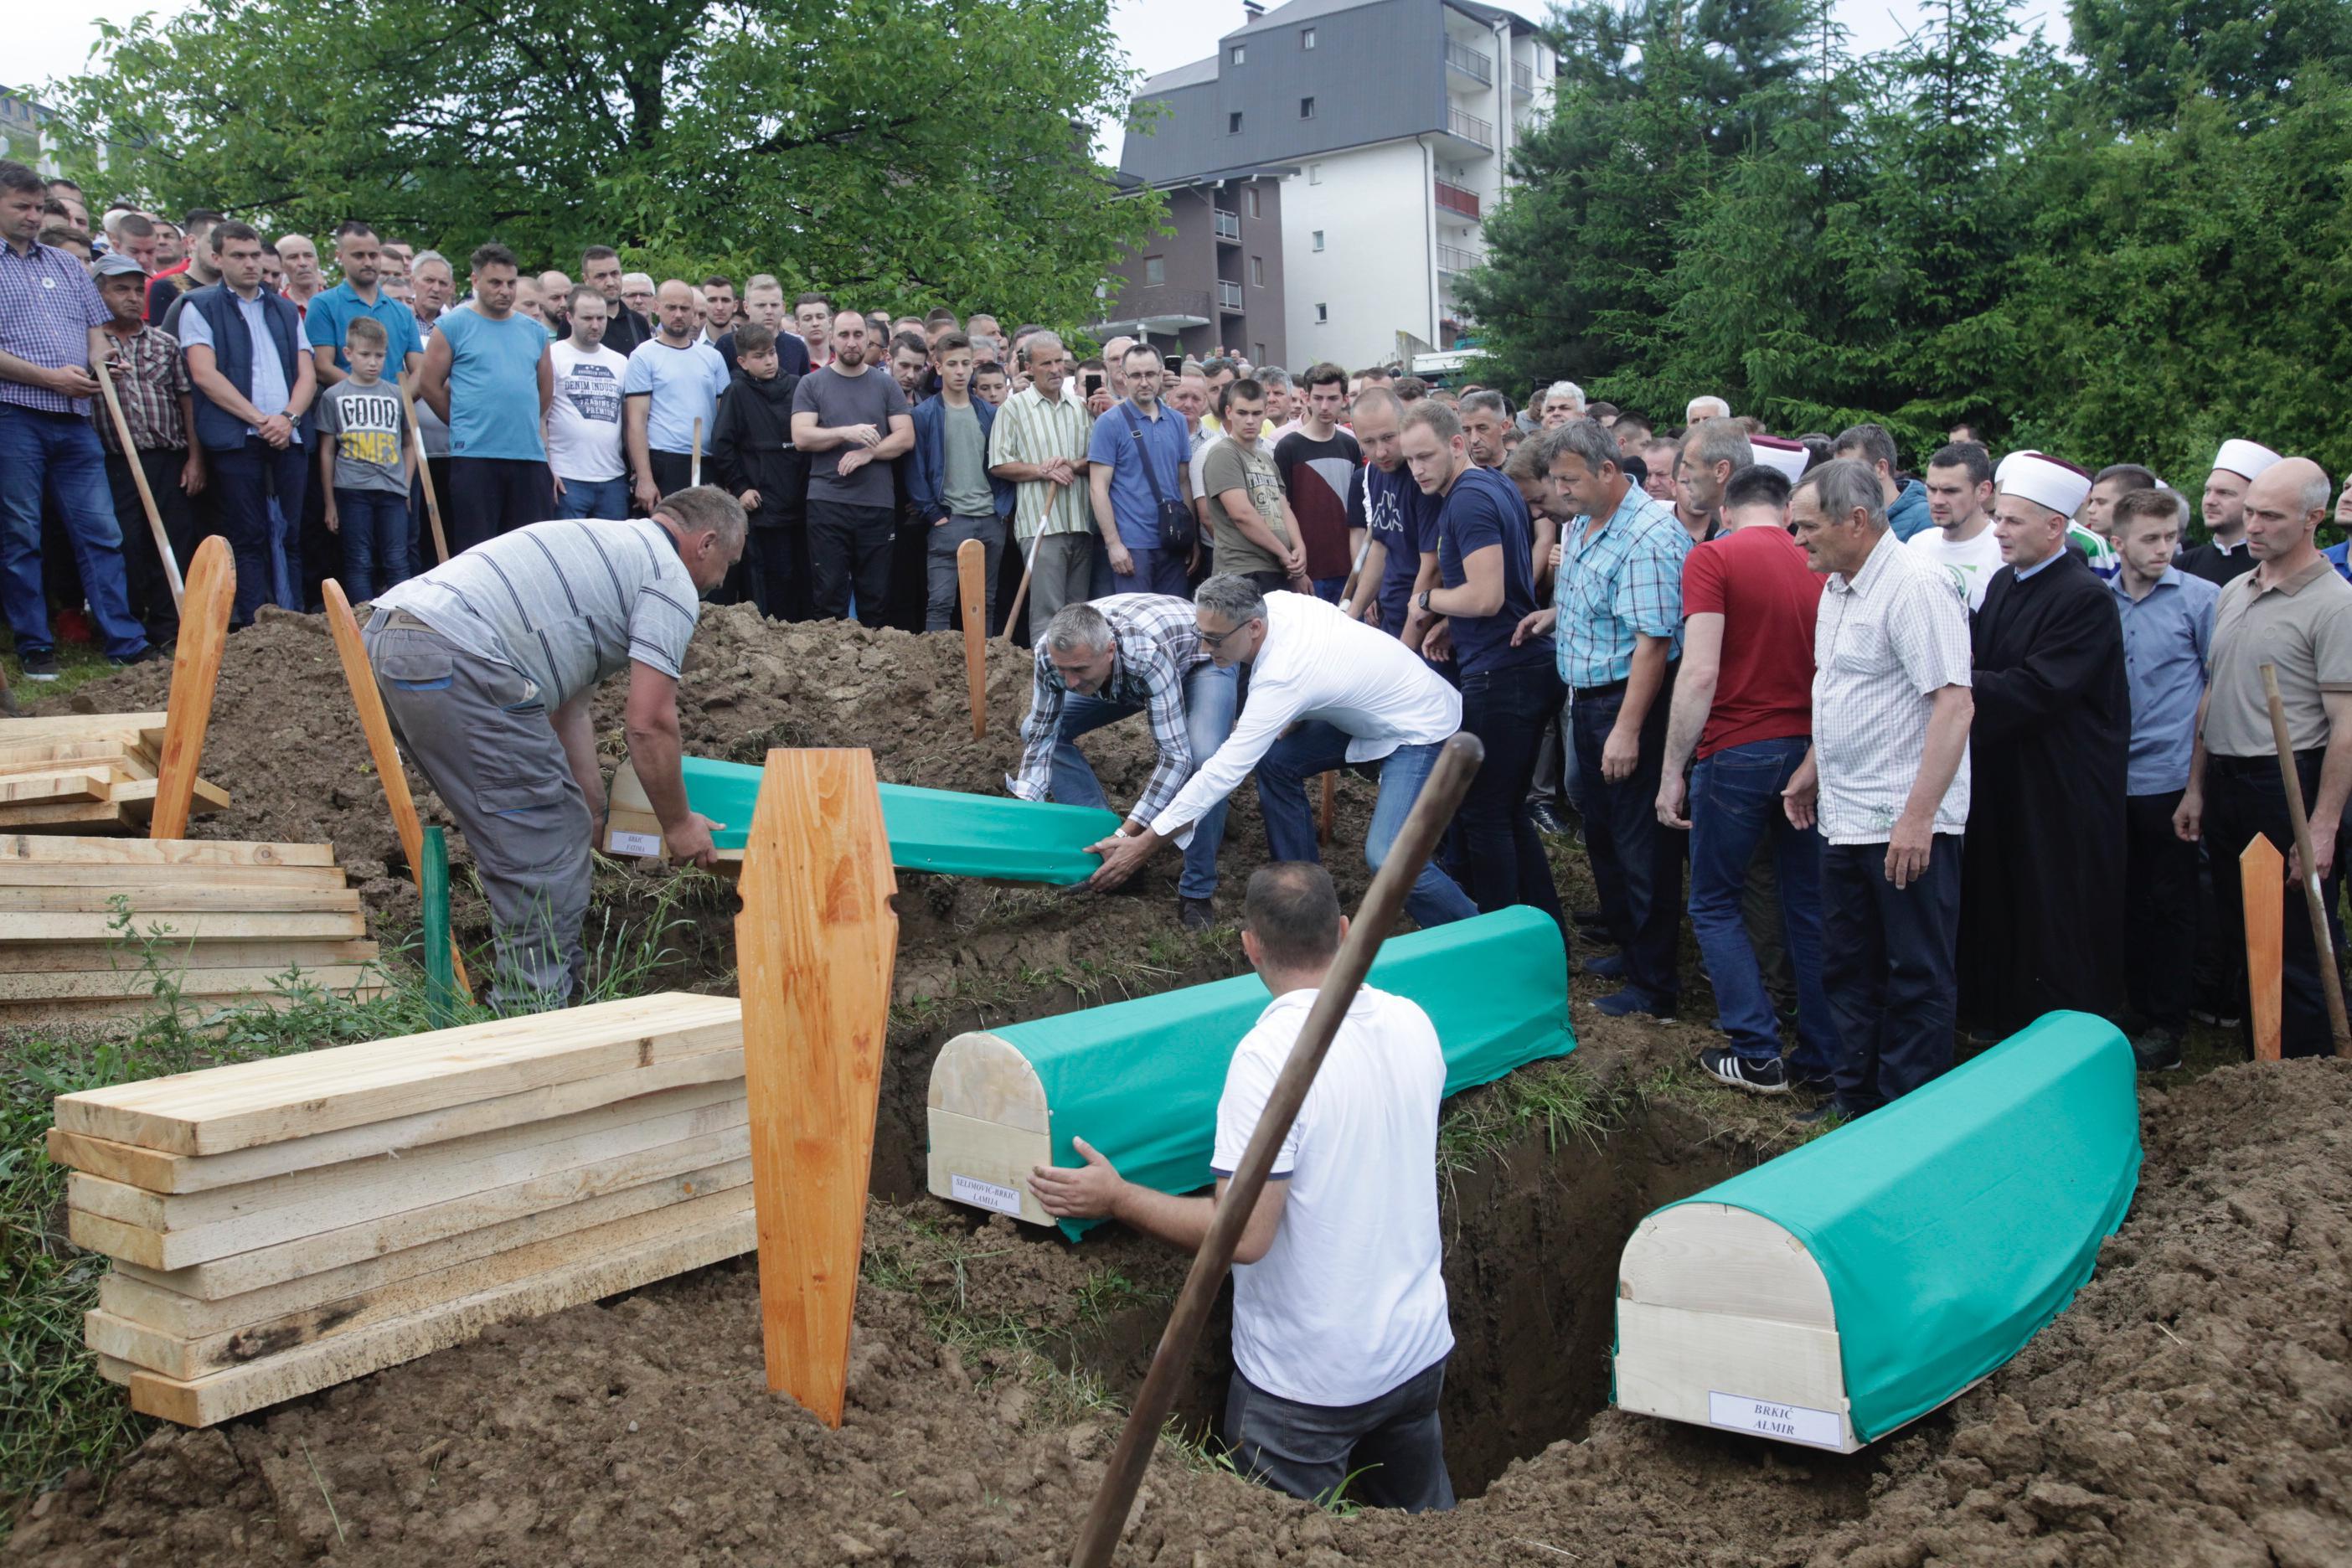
1198, 622, 1251, 648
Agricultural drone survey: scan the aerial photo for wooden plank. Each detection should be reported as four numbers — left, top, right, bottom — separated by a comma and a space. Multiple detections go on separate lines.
1612, 1299, 1859, 1453
52, 992, 740, 1155
0, 885, 361, 913
0, 835, 337, 869
0, 800, 133, 832
70, 1122, 753, 1287
151, 536, 234, 840
88, 1187, 756, 1380
46, 1049, 744, 1194
1618, 1203, 1838, 1328
735, 748, 899, 1426
322, 580, 471, 994
0, 862, 351, 890
102, 1158, 750, 1334
2242, 833, 2283, 1064
0, 939, 378, 976
111, 776, 231, 822
2, 966, 378, 1005
95, 1200, 757, 1427
2, 988, 387, 1032
0, 910, 366, 943
0, 714, 168, 744
68, 1081, 748, 1263
0, 741, 141, 776
0, 767, 116, 805
926, 1107, 1055, 1227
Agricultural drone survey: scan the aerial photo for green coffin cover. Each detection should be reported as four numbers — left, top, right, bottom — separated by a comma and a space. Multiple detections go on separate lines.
673, 754, 1122, 884
1643, 1011, 2141, 1442
992, 906, 1576, 1239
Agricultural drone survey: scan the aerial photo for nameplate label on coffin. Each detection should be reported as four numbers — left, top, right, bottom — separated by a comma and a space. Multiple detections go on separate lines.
951, 1174, 1023, 1217
1707, 1391, 1842, 1448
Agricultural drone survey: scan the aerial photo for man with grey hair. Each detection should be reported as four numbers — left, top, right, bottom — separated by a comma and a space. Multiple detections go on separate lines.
1457, 389, 1513, 472
275, 232, 322, 312
988, 329, 1096, 628
1783, 458, 1973, 1120
1083, 577, 1480, 930
1010, 595, 1240, 929
1542, 382, 1585, 430
1673, 418, 1755, 545
365, 487, 744, 1008
1684, 395, 1730, 424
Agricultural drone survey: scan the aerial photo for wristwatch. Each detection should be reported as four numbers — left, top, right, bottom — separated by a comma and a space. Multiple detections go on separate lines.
1417, 589, 1433, 613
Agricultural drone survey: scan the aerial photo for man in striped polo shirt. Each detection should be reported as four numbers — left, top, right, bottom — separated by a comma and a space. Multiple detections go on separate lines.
988, 331, 1096, 629
364, 487, 743, 1008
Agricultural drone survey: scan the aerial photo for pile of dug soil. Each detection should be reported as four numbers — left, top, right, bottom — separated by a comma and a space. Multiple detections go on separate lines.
14, 1059, 2349, 1565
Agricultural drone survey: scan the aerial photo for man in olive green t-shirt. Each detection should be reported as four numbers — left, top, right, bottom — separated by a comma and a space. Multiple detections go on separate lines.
1202, 378, 1312, 593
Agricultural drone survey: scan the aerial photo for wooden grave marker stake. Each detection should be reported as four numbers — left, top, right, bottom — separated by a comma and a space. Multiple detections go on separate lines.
2241, 833, 2283, 1063
322, 580, 472, 995
149, 536, 235, 841
735, 748, 899, 1426
957, 537, 988, 737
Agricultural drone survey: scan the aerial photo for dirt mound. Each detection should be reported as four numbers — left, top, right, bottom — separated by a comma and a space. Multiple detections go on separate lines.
16, 1060, 2349, 1566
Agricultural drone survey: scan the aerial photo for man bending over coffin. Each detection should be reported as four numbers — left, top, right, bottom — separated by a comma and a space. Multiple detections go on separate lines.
1081, 575, 1478, 927
364, 487, 741, 1008
1029, 862, 1457, 1510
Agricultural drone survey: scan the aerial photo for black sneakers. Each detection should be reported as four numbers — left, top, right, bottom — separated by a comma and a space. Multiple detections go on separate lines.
1700, 1046, 1788, 1096
18, 650, 60, 680
2132, 1027, 2184, 1073
1179, 896, 1216, 933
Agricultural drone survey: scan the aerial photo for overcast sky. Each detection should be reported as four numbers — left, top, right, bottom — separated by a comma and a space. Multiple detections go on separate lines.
17, 0, 2072, 162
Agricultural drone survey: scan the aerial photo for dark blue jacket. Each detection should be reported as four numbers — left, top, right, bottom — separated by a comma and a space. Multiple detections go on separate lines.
1887, 477, 1932, 542
909, 393, 1015, 524
183, 282, 312, 453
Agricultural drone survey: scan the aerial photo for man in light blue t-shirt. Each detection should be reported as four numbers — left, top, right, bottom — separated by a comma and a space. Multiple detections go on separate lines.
624, 278, 730, 514
416, 240, 551, 553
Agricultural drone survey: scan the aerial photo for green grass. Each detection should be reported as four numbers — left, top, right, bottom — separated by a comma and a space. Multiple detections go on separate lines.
0, 890, 698, 1525
1436, 1055, 1617, 1178
3, 640, 127, 708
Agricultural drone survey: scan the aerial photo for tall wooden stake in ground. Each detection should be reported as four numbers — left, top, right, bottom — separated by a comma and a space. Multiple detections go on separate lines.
735, 748, 899, 1426
2241, 834, 2283, 1063
149, 537, 234, 841
957, 538, 988, 737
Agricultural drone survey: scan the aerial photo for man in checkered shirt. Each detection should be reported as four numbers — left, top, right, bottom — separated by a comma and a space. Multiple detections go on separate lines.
1009, 595, 1240, 931
1783, 457, 1974, 1123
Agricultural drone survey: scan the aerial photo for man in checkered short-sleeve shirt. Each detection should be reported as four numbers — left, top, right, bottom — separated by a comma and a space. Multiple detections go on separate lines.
1784, 457, 1974, 1122
1009, 595, 1239, 931
0, 160, 152, 675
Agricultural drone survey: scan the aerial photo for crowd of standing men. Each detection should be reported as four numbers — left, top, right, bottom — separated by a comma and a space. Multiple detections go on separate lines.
10, 161, 2352, 1109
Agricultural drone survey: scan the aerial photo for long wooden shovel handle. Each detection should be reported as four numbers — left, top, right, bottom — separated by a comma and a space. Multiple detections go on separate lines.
1068, 732, 1486, 1568
322, 580, 472, 996
690, 415, 704, 488
149, 535, 235, 840
95, 356, 185, 610
398, 381, 454, 567
1001, 529, 1044, 647
2260, 662, 2352, 1055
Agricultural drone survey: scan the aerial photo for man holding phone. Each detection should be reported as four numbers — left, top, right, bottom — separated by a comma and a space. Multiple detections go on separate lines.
1087, 343, 1196, 597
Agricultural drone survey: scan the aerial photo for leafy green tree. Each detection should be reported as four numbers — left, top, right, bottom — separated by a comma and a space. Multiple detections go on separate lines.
2070, 0, 2352, 129
48, 0, 1157, 324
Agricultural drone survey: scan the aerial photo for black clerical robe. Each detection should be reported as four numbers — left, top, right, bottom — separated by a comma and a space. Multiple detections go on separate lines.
1957, 548, 2131, 1031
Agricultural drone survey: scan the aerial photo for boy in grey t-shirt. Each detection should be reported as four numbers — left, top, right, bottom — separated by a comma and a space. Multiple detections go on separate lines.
316, 316, 415, 597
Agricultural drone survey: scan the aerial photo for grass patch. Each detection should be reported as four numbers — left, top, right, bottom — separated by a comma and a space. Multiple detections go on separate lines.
1436, 1055, 1617, 1179
3, 639, 126, 708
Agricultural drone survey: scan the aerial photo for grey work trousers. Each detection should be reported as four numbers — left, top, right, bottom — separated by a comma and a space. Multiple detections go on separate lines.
1023, 529, 1108, 633
926, 513, 1007, 632
1223, 1358, 1456, 1513
363, 611, 593, 1011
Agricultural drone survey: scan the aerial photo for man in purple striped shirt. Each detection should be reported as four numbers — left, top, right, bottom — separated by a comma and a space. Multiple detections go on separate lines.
0, 160, 150, 676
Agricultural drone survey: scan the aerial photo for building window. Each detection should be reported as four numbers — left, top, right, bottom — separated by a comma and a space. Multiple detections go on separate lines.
1256, 341, 1267, 362
1302, 26, 1317, 48
1143, 255, 1165, 287
1311, 230, 1324, 251
1231, 44, 1246, 64
1246, 187, 1261, 219
1308, 162, 1323, 184
1228, 111, 1243, 135
1251, 255, 1265, 286
1315, 303, 1329, 323
1300, 95, 1315, 119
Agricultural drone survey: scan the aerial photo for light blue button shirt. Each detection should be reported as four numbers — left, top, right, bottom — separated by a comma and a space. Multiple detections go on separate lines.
2112, 566, 2218, 795
176, 286, 297, 442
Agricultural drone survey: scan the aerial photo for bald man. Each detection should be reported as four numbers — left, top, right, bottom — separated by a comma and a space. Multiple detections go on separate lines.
623, 279, 731, 516
2177, 456, 2352, 1058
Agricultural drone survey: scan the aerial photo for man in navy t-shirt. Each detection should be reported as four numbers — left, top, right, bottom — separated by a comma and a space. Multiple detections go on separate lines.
1397, 400, 1567, 935
1341, 386, 1441, 646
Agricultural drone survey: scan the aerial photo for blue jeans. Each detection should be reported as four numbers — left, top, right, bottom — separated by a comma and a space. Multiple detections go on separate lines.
209, 436, 308, 625
1312, 575, 1348, 604
1050, 662, 1238, 899
1110, 542, 1193, 598
0, 405, 147, 659
1821, 836, 1963, 1113
554, 475, 629, 520
1256, 723, 1479, 929
1687, 736, 1838, 1076
334, 487, 412, 601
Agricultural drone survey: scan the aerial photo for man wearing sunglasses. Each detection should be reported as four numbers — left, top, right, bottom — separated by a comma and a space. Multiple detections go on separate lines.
1083, 575, 1478, 929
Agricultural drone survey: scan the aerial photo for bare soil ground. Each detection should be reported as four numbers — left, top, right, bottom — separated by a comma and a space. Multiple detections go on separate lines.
12, 607, 2349, 1566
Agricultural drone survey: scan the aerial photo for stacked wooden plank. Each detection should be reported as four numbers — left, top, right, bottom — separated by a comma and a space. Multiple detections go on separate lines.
0, 837, 385, 1025
48, 993, 755, 1426
0, 714, 228, 833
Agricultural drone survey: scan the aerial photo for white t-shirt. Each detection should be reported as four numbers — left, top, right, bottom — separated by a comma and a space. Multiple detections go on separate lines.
1906, 521, 2005, 611
1210, 985, 1454, 1408
548, 339, 630, 482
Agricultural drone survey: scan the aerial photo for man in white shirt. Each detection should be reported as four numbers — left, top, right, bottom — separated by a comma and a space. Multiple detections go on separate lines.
1084, 576, 1479, 928
1028, 861, 1457, 1512
1906, 441, 2004, 610
547, 288, 630, 519
1783, 459, 1973, 1122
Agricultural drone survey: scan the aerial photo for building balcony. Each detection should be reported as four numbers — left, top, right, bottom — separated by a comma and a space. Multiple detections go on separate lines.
1436, 242, 1486, 274
1217, 279, 1245, 312
1213, 208, 1240, 243
1089, 286, 1214, 336
1513, 59, 1534, 95
1445, 39, 1493, 88
1434, 179, 1482, 220
1442, 106, 1493, 151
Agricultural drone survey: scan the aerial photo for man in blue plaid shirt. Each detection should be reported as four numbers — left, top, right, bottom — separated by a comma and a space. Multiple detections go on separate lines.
1514, 420, 1690, 1018
1009, 594, 1239, 931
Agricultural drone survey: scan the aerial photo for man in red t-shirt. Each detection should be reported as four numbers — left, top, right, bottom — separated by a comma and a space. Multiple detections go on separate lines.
1655, 464, 1840, 1096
